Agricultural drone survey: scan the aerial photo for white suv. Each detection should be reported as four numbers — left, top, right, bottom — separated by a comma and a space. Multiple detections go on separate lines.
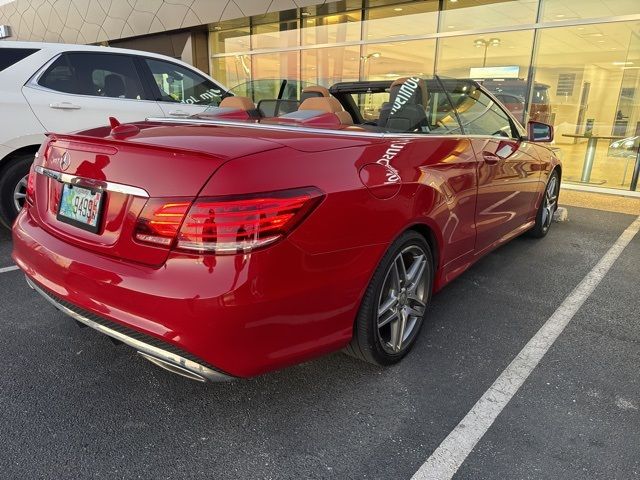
0, 41, 228, 228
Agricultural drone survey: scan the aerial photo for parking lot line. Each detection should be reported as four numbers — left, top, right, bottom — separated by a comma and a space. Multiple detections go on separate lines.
0, 265, 18, 274
411, 215, 640, 480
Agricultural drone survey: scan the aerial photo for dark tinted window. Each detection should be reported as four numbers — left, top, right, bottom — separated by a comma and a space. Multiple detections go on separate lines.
145, 58, 223, 106
39, 56, 76, 93
39, 53, 147, 100
442, 80, 515, 138
0, 48, 39, 71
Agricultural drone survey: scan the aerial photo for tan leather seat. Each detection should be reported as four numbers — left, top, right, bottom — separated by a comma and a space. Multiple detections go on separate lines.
220, 96, 255, 111
300, 86, 330, 102
298, 96, 353, 125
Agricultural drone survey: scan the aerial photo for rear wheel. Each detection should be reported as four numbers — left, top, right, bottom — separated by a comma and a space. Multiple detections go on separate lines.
528, 170, 559, 238
0, 154, 33, 229
345, 231, 433, 365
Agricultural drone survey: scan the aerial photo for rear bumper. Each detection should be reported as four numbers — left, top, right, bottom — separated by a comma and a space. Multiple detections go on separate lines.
12, 208, 383, 378
26, 277, 231, 382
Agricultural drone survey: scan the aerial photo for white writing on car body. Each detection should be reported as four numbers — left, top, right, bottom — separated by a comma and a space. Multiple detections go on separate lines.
376, 141, 409, 184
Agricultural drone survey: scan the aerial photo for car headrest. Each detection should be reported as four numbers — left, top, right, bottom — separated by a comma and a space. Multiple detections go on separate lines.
220, 96, 255, 111
298, 97, 353, 125
300, 85, 330, 103
389, 77, 429, 110
104, 74, 125, 98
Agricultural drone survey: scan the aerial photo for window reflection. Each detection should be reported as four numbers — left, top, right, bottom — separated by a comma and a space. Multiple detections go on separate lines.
540, 0, 640, 23
532, 22, 640, 188
361, 40, 436, 80
440, 0, 538, 32
301, 46, 360, 86
363, 1, 438, 40
302, 11, 361, 45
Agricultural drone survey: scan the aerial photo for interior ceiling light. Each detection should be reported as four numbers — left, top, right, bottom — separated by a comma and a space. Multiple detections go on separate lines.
394, 7, 403, 11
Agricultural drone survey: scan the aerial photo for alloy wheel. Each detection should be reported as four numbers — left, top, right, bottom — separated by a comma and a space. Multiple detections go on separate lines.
13, 174, 28, 212
541, 175, 558, 231
376, 245, 428, 354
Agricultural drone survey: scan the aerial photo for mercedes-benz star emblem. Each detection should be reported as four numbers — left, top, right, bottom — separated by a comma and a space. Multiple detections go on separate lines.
60, 151, 70, 171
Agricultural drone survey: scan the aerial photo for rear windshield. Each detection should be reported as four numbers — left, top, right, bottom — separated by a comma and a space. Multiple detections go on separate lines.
0, 48, 39, 72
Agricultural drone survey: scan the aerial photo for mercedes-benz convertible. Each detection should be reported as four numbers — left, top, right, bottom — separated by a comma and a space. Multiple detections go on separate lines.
12, 76, 561, 382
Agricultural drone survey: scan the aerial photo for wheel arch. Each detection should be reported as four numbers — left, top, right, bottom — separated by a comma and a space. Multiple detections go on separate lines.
0, 144, 40, 174
406, 222, 440, 275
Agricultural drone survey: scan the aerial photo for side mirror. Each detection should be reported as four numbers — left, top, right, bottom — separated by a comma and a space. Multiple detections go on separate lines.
527, 121, 554, 142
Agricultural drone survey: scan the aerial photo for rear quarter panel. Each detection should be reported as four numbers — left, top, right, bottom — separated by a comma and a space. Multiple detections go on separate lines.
200, 134, 479, 287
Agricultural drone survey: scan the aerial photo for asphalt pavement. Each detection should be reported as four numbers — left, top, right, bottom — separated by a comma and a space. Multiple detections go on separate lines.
0, 206, 638, 480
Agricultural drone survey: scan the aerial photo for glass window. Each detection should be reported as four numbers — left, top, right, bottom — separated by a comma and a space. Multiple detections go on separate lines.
540, 0, 639, 23
441, 80, 515, 137
440, 0, 538, 32
302, 11, 361, 46
212, 55, 251, 90
531, 21, 640, 190
436, 30, 534, 124
39, 56, 76, 94
145, 58, 224, 106
301, 45, 361, 86
210, 18, 250, 55
252, 20, 299, 50
0, 48, 39, 71
361, 40, 436, 81
251, 50, 299, 82
363, 1, 438, 40
39, 53, 146, 100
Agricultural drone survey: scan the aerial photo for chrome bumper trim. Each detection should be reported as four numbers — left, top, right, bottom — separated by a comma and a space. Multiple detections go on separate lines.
34, 166, 149, 198
26, 276, 232, 383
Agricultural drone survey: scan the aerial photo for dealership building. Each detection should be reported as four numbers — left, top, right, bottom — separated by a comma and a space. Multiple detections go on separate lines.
1, 0, 639, 192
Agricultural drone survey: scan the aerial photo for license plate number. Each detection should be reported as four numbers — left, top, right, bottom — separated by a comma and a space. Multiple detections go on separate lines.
57, 184, 104, 233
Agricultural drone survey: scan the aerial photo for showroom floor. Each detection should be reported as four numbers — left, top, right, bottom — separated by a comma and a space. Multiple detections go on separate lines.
0, 204, 638, 479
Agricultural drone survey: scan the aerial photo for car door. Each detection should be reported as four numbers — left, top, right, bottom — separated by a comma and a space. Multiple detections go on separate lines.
443, 80, 541, 254
139, 57, 225, 118
22, 52, 164, 134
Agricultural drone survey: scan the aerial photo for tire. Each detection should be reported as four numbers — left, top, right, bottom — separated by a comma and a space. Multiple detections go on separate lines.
0, 154, 33, 229
528, 170, 560, 239
345, 231, 433, 366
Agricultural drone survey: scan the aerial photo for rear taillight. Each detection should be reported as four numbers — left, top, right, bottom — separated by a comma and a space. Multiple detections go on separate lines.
26, 165, 36, 205
177, 187, 323, 254
135, 187, 323, 254
134, 198, 192, 247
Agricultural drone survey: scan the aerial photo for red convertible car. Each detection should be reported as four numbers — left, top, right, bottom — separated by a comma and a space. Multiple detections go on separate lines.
12, 77, 561, 382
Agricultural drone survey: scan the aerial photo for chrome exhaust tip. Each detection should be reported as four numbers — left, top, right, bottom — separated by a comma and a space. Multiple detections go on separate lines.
137, 351, 208, 383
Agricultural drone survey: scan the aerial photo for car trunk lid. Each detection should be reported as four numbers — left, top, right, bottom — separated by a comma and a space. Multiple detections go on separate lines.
30, 122, 283, 266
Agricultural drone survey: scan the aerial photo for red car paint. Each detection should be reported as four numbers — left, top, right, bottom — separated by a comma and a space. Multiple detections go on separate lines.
12, 86, 560, 379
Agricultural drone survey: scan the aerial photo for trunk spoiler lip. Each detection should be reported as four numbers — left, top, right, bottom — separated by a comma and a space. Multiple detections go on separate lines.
44, 131, 245, 162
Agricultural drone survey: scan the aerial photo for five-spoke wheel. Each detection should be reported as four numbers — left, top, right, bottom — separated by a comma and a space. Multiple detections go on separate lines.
346, 231, 433, 365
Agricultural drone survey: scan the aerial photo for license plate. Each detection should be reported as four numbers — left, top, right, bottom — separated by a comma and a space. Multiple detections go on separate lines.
57, 184, 104, 233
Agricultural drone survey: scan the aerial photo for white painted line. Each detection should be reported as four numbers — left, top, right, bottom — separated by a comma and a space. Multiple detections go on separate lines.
412, 215, 640, 480
0, 265, 19, 274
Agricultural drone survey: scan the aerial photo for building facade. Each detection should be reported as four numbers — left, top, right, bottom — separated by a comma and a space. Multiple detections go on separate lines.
1, 0, 639, 192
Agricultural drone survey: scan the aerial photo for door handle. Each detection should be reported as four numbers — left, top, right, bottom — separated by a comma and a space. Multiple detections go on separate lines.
168, 110, 190, 117
49, 102, 81, 110
482, 152, 501, 165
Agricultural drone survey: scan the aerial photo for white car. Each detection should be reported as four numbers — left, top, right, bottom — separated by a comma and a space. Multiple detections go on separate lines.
0, 41, 228, 228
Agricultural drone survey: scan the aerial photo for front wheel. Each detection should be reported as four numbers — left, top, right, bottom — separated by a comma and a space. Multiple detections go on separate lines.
0, 154, 33, 229
345, 231, 433, 366
528, 170, 559, 238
